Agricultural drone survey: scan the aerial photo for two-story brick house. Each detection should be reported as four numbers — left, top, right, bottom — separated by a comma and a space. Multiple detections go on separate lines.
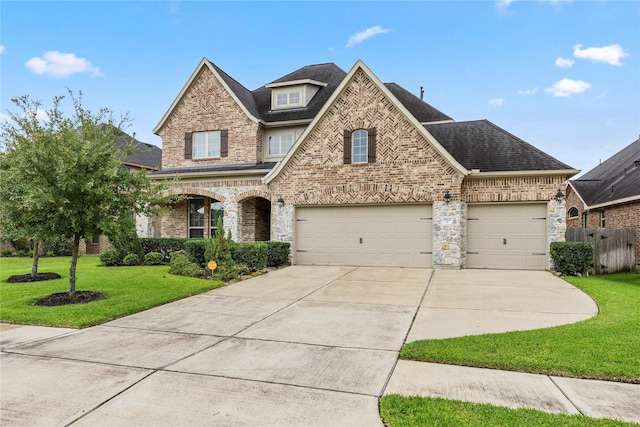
151, 58, 578, 270
566, 138, 640, 267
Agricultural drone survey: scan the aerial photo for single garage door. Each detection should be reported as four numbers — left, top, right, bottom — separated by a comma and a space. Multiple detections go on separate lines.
295, 204, 432, 268
467, 203, 547, 270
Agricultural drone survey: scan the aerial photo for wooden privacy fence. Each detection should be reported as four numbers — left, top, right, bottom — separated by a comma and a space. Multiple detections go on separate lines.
565, 227, 636, 274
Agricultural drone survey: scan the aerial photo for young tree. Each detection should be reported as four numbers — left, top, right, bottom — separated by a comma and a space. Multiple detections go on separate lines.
0, 90, 164, 294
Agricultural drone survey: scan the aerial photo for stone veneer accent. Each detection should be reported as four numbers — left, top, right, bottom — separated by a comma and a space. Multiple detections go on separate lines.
433, 201, 466, 269
158, 66, 262, 169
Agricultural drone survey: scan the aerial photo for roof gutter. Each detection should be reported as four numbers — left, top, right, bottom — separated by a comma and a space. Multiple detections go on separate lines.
466, 169, 580, 179
583, 194, 640, 210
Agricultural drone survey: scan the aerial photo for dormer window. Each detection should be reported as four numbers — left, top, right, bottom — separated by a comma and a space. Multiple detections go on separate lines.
266, 79, 328, 111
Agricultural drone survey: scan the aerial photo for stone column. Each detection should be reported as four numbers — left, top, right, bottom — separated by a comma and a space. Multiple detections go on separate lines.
272, 204, 294, 243
224, 202, 239, 241
548, 198, 566, 269
433, 201, 466, 270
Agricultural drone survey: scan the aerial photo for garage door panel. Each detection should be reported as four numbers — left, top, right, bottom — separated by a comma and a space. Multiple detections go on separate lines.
296, 205, 432, 268
467, 204, 547, 270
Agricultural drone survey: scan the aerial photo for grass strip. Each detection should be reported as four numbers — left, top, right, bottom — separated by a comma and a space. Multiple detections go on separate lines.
380, 395, 638, 427
1, 256, 224, 328
401, 272, 640, 383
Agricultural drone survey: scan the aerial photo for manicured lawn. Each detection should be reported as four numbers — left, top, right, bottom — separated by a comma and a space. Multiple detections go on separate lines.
401, 271, 640, 383
380, 395, 637, 427
0, 256, 224, 328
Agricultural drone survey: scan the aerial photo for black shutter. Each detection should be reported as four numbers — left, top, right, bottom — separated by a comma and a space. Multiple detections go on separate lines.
368, 127, 377, 163
343, 130, 352, 164
220, 129, 229, 157
184, 132, 192, 159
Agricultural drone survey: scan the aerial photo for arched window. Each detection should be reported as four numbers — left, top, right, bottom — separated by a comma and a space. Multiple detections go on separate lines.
352, 130, 368, 163
568, 207, 579, 219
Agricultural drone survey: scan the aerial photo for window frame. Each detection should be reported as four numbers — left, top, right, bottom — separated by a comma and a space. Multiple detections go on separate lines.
268, 133, 294, 156
582, 212, 588, 229
600, 210, 606, 228
188, 198, 205, 238
351, 129, 368, 164
567, 207, 579, 219
192, 130, 221, 159
210, 201, 224, 237
272, 89, 303, 110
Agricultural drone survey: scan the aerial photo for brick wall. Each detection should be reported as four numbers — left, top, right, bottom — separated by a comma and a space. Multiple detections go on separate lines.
158, 66, 261, 169
270, 68, 464, 204
462, 176, 568, 203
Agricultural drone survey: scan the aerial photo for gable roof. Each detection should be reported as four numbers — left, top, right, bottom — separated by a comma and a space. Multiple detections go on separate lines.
385, 83, 452, 123
569, 138, 640, 207
115, 130, 162, 170
424, 120, 575, 174
263, 60, 468, 184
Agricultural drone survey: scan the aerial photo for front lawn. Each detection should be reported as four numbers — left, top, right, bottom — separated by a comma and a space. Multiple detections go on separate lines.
0, 256, 224, 328
401, 271, 640, 383
380, 395, 637, 427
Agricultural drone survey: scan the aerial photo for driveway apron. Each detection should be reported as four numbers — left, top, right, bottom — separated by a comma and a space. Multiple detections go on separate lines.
1, 266, 431, 426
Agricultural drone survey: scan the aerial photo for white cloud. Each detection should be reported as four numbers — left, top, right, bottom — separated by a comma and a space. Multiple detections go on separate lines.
0, 45, 5, 54
35, 109, 50, 121
489, 98, 505, 107
573, 44, 628, 66
25, 51, 102, 77
545, 78, 591, 97
497, 0, 571, 9
518, 88, 538, 96
346, 26, 391, 48
555, 57, 574, 68
0, 113, 10, 123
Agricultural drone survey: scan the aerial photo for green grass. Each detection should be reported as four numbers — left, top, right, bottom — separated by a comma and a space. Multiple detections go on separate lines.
401, 271, 640, 383
380, 395, 637, 427
0, 256, 224, 328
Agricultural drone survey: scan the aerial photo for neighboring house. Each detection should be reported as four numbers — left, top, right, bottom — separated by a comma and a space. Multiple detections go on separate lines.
566, 138, 640, 267
151, 58, 578, 270
80, 130, 163, 255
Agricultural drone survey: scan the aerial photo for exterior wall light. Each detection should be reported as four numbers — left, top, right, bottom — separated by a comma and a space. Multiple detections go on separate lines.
555, 189, 564, 202
444, 190, 451, 204
277, 196, 285, 208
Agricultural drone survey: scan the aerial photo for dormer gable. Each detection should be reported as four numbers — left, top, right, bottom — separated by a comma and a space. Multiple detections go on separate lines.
265, 79, 328, 111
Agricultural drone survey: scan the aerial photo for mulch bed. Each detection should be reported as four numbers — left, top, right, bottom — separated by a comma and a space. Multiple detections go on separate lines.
6, 272, 62, 283
34, 291, 108, 307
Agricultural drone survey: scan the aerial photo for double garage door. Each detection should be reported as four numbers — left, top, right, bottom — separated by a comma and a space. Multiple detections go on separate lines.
294, 203, 548, 270
295, 205, 433, 268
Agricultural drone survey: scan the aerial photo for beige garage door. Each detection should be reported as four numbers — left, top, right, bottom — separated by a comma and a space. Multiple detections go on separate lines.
467, 204, 548, 270
295, 205, 432, 268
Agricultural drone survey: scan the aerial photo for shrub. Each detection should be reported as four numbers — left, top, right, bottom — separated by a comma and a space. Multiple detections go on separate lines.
169, 251, 205, 278
213, 263, 250, 282
185, 239, 207, 267
106, 218, 144, 261
41, 236, 74, 256
231, 242, 268, 271
1, 249, 14, 257
265, 241, 291, 267
144, 251, 164, 265
122, 253, 140, 266
99, 249, 122, 266
550, 242, 593, 276
16, 249, 27, 257
28, 249, 34, 258
45, 250, 55, 257
140, 238, 187, 262
205, 217, 234, 267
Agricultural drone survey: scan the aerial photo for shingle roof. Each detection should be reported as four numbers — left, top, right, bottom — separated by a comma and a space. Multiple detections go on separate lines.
570, 138, 640, 206
424, 120, 573, 172
384, 83, 452, 123
208, 61, 262, 119
151, 162, 277, 176
115, 130, 162, 169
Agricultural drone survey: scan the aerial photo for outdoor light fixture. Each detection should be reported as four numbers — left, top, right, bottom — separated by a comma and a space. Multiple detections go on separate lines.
444, 190, 451, 204
277, 196, 285, 208
555, 189, 564, 202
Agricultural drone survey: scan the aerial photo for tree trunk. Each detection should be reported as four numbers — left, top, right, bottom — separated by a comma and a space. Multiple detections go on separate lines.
31, 240, 40, 277
69, 235, 80, 294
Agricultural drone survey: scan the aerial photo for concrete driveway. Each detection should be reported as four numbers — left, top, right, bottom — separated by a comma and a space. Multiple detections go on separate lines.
1, 266, 607, 426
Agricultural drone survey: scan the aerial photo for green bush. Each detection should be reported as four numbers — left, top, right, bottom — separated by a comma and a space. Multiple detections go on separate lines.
122, 253, 140, 266
41, 236, 74, 256
550, 242, 593, 276
205, 217, 233, 267
16, 249, 27, 257
1, 249, 14, 257
213, 263, 250, 282
185, 239, 207, 267
231, 242, 268, 271
99, 249, 122, 266
140, 238, 187, 262
169, 251, 205, 278
144, 251, 164, 265
106, 218, 144, 261
265, 241, 291, 267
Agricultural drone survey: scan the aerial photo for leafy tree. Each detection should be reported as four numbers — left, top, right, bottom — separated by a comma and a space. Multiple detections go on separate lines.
0, 90, 164, 294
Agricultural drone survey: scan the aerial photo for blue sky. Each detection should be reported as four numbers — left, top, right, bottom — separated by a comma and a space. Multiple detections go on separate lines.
1, 1, 638, 175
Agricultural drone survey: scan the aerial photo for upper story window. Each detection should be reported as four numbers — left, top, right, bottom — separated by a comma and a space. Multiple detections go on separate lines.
568, 207, 579, 219
193, 131, 220, 158
343, 128, 377, 165
184, 130, 228, 160
582, 212, 588, 228
275, 91, 302, 108
352, 130, 368, 164
269, 134, 293, 156
600, 210, 606, 228
266, 79, 327, 111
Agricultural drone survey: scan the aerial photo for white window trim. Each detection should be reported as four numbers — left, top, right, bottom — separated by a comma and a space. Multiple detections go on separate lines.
567, 207, 579, 219
193, 130, 221, 159
352, 129, 368, 164
268, 133, 294, 156
271, 87, 304, 110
